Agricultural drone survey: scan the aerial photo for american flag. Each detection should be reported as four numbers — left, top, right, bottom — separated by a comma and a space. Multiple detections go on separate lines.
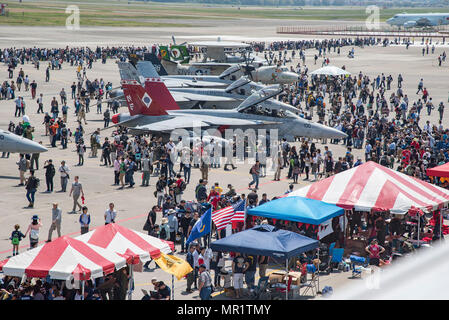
212, 199, 246, 231
231, 201, 246, 227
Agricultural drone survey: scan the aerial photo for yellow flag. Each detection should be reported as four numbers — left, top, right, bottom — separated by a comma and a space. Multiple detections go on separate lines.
154, 253, 193, 280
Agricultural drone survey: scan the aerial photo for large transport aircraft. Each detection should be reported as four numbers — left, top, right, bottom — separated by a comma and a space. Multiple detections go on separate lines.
386, 13, 449, 28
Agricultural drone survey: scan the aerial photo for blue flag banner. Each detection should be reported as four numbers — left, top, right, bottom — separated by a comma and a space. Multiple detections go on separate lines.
186, 207, 211, 246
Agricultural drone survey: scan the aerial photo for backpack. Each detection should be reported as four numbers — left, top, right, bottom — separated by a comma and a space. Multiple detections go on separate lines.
30, 177, 39, 189
11, 232, 20, 245
180, 181, 187, 191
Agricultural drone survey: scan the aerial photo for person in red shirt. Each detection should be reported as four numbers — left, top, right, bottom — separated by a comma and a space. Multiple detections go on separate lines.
365, 239, 385, 267
401, 148, 411, 165
207, 186, 220, 210
410, 139, 420, 150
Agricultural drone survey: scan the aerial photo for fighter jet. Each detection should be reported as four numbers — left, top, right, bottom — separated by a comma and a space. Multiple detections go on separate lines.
114, 62, 266, 110
111, 72, 347, 142
0, 129, 47, 154
109, 59, 299, 108
157, 54, 298, 84
386, 13, 449, 28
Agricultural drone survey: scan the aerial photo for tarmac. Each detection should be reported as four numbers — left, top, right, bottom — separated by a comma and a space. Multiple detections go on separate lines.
0, 21, 448, 300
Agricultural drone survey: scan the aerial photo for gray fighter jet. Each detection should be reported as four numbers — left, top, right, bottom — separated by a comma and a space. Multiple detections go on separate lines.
0, 129, 47, 154
111, 72, 347, 142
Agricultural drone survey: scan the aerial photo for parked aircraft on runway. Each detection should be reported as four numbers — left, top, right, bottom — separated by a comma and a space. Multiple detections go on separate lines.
117, 62, 265, 109
387, 13, 449, 28
0, 129, 47, 154
111, 69, 347, 142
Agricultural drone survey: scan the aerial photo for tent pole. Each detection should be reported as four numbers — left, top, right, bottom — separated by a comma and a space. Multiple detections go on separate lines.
285, 258, 288, 301
440, 209, 443, 241
343, 212, 346, 247
128, 264, 134, 300
417, 213, 420, 247
317, 246, 320, 294
81, 280, 85, 300
172, 274, 175, 300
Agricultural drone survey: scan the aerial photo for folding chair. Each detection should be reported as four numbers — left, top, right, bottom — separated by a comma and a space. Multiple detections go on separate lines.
329, 248, 344, 272
252, 276, 271, 300
350, 255, 367, 278
301, 264, 319, 297
328, 242, 336, 256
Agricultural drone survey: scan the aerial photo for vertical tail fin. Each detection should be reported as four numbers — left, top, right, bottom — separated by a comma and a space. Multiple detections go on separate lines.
119, 61, 179, 113
144, 53, 168, 76
118, 62, 140, 82
136, 61, 161, 78
120, 79, 168, 117
142, 77, 180, 111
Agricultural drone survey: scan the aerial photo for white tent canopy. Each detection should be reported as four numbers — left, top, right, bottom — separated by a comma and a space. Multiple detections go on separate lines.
309, 65, 350, 76
0, 236, 127, 281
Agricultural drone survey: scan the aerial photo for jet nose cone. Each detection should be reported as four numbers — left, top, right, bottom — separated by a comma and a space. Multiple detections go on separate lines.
19, 139, 48, 153
321, 126, 347, 139
284, 72, 299, 82
111, 113, 120, 124
35, 144, 48, 153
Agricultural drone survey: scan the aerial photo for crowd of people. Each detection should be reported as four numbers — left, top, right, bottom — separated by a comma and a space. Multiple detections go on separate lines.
1, 36, 449, 300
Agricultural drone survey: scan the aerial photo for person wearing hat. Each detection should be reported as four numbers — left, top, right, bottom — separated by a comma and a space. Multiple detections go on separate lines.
225, 184, 236, 198
43, 159, 55, 192
152, 281, 170, 300
162, 196, 173, 215
58, 160, 70, 192
167, 209, 178, 245
25, 215, 42, 249
198, 264, 213, 300
160, 218, 170, 241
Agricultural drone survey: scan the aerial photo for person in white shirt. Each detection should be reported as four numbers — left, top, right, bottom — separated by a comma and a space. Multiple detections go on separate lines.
59, 160, 70, 192
423, 120, 432, 134
192, 243, 200, 290
104, 202, 117, 225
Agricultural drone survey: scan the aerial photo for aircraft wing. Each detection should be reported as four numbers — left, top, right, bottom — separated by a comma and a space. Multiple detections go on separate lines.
190, 62, 233, 68
163, 78, 229, 88
129, 117, 210, 132
172, 114, 281, 127
127, 115, 279, 133
171, 92, 239, 103
189, 41, 250, 48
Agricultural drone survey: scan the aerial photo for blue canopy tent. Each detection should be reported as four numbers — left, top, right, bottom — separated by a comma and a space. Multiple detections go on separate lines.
247, 196, 344, 225
211, 224, 319, 299
211, 224, 319, 259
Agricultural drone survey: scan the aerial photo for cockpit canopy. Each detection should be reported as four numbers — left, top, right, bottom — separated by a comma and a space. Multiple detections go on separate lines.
241, 105, 298, 119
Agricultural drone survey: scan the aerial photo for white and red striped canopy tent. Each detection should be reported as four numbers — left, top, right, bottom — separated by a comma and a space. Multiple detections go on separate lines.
0, 236, 127, 281
75, 223, 174, 265
288, 161, 449, 214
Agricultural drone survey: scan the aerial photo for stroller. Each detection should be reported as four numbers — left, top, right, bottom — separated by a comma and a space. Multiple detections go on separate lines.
316, 244, 331, 274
